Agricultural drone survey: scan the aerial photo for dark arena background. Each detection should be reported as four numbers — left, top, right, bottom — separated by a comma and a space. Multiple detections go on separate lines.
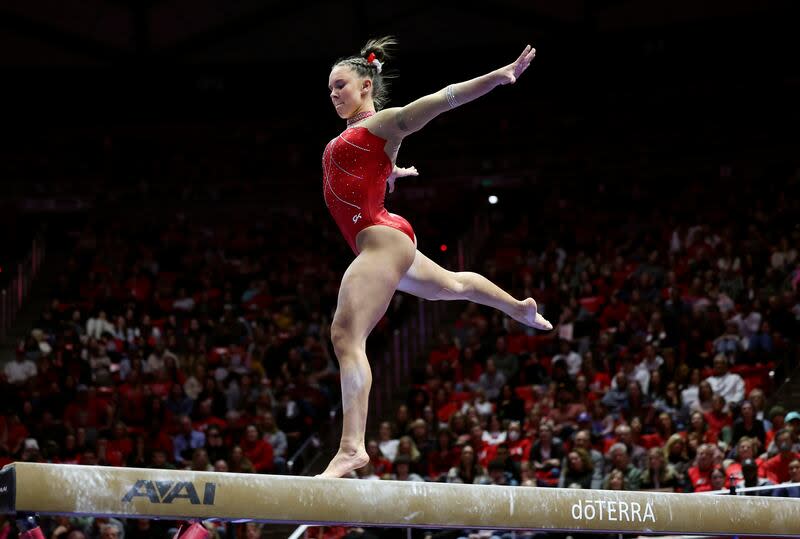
1, 1, 800, 538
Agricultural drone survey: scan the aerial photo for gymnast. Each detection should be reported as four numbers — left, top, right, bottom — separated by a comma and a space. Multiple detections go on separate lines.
321, 36, 551, 478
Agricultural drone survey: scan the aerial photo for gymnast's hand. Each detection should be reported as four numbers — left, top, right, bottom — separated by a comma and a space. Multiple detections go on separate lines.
387, 165, 418, 193
496, 44, 536, 85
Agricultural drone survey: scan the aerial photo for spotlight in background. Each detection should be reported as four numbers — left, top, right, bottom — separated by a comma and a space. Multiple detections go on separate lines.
488, 195, 498, 205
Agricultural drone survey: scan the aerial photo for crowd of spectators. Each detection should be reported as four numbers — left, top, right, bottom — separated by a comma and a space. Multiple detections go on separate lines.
0, 208, 422, 538
2, 168, 800, 539
312, 162, 800, 539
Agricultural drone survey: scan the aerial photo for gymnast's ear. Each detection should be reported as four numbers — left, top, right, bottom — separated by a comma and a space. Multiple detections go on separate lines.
361, 78, 372, 93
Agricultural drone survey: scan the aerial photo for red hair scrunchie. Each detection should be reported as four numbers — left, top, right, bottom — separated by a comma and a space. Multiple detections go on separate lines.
366, 52, 376, 63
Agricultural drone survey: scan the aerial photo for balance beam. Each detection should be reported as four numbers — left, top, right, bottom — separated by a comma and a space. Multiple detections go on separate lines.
1, 463, 799, 535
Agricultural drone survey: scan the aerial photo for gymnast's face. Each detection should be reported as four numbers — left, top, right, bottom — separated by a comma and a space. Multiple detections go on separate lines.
328, 65, 372, 119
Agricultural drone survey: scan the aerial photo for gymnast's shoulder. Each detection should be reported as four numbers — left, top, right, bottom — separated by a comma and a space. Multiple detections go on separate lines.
358, 107, 404, 142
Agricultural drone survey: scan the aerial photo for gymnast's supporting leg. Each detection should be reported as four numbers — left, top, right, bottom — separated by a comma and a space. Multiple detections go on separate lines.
397, 250, 552, 329
320, 227, 416, 478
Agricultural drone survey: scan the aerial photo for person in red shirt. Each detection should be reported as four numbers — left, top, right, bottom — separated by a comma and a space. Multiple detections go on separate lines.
740, 458, 774, 492
772, 459, 800, 497
429, 332, 460, 369
106, 421, 133, 462
453, 347, 483, 387
505, 421, 532, 463
366, 439, 393, 476
240, 424, 274, 473
467, 423, 491, 468
643, 412, 676, 449
547, 387, 586, 438
63, 385, 106, 430
598, 293, 629, 329
118, 373, 147, 426
192, 398, 228, 433
763, 429, 800, 483
703, 394, 731, 440
427, 428, 460, 481
688, 410, 718, 444
581, 357, 610, 394
725, 436, 771, 487
687, 443, 719, 492
96, 438, 124, 467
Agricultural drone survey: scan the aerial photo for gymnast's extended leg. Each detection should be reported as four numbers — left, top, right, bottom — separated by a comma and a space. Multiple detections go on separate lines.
397, 250, 552, 329
319, 226, 416, 478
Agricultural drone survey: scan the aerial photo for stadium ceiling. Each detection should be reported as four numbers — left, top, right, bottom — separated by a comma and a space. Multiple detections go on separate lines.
0, 0, 789, 67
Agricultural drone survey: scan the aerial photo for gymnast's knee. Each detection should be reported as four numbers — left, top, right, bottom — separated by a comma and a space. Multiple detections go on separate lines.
330, 319, 352, 352
330, 319, 363, 357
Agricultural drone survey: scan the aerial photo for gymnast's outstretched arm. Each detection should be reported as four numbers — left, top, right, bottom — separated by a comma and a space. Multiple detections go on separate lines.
380, 44, 537, 136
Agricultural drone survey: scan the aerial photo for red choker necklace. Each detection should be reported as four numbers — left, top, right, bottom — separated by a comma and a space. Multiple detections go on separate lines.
347, 110, 375, 126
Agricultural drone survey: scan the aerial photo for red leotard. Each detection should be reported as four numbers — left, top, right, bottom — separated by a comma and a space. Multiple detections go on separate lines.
322, 116, 416, 255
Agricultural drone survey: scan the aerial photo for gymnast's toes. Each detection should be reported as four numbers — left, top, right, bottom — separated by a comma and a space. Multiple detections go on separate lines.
518, 298, 553, 331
